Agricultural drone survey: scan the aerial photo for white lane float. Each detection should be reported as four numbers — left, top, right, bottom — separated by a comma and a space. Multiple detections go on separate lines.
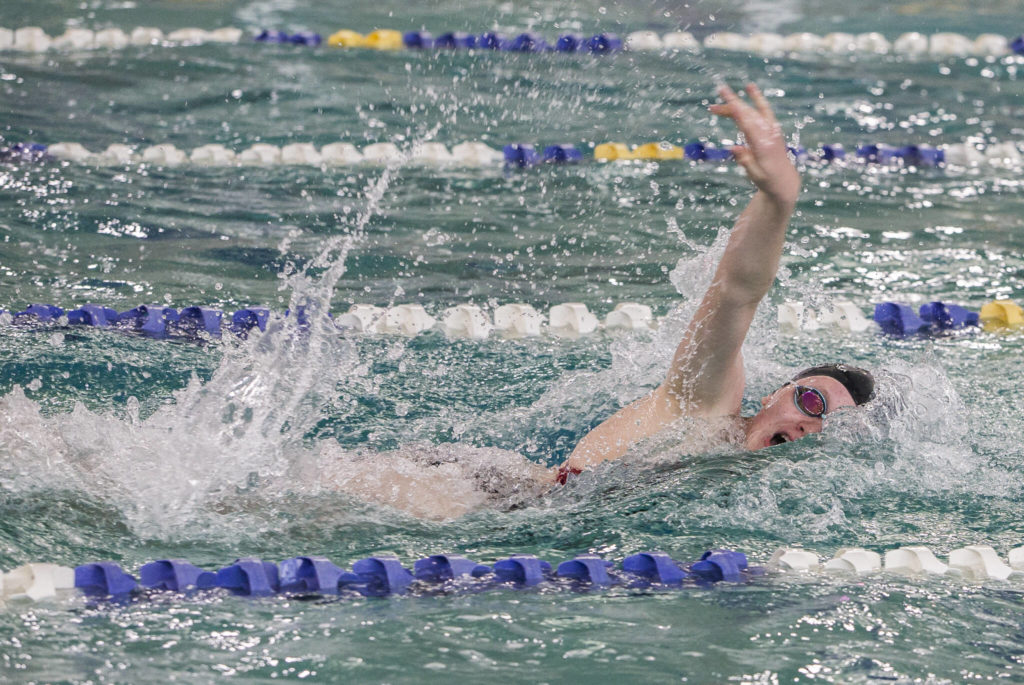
661, 31, 699, 51
412, 143, 454, 165
166, 28, 211, 45
238, 143, 282, 165
95, 143, 135, 165
190, 144, 237, 166
207, 28, 244, 44
48, 142, 93, 163
53, 28, 95, 50
943, 143, 986, 168
2, 564, 75, 602
855, 32, 890, 54
549, 303, 599, 336
142, 144, 188, 166
893, 32, 930, 55
768, 547, 821, 572
823, 548, 882, 574
14, 27, 51, 52
379, 304, 437, 336
494, 303, 544, 338
604, 302, 654, 330
362, 142, 403, 164
778, 300, 870, 333
321, 142, 365, 165
883, 546, 949, 575
985, 142, 1023, 168
929, 32, 974, 56
280, 143, 322, 165
335, 304, 385, 333
784, 32, 823, 52
974, 33, 1009, 56
450, 142, 503, 166
94, 28, 130, 49
441, 304, 493, 340
624, 31, 662, 51
130, 27, 164, 46
947, 545, 1014, 581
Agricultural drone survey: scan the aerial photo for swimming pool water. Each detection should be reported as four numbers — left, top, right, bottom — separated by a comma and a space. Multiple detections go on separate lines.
3, 0, 1024, 682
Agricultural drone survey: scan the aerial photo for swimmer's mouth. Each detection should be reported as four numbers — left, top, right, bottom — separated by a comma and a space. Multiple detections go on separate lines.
768, 432, 791, 447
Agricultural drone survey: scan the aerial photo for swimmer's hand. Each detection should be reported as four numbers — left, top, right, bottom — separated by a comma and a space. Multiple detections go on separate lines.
709, 84, 801, 207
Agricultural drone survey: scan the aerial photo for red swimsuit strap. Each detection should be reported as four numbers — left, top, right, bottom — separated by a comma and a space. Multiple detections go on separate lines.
555, 465, 582, 485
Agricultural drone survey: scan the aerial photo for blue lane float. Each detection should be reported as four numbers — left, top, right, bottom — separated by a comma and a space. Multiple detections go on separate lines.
203, 558, 281, 597
622, 552, 691, 584
542, 144, 583, 163
503, 143, 542, 168
413, 555, 492, 582
508, 32, 549, 52
74, 562, 138, 596
919, 301, 979, 329
857, 144, 944, 166
139, 559, 213, 591
683, 141, 732, 161
117, 304, 180, 338
435, 32, 476, 50
874, 300, 980, 336
689, 550, 763, 583
492, 555, 553, 586
178, 306, 223, 337
67, 304, 117, 327
279, 556, 346, 594
874, 302, 927, 336
403, 31, 435, 49
14, 303, 64, 322
556, 556, 614, 586
0, 142, 48, 162
339, 557, 415, 597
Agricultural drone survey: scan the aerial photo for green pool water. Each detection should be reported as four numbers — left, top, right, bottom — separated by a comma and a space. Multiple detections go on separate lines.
3, 0, 1024, 682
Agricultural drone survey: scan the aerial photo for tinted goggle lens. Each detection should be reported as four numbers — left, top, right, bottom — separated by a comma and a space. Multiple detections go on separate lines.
793, 385, 827, 418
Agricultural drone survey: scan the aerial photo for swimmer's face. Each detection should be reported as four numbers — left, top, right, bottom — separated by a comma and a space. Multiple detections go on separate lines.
743, 375, 857, 451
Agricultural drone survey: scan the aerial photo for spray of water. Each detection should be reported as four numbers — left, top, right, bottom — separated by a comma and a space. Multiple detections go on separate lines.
0, 164, 399, 537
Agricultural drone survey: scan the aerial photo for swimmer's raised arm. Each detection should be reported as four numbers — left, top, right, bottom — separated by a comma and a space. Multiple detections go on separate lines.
563, 84, 800, 472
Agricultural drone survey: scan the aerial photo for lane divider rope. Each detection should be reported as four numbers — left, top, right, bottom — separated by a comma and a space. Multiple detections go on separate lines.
3, 542, 1024, 604
0, 302, 655, 339
2, 140, 1022, 169
2, 299, 1020, 341
1, 25, 1022, 59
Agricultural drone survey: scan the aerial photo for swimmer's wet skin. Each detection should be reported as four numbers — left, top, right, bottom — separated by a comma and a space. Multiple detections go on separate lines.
556, 84, 874, 482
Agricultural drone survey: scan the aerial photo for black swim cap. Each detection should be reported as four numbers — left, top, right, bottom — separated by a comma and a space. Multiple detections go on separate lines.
792, 364, 875, 406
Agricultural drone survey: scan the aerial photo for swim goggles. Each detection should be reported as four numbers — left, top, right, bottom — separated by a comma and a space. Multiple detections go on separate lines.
792, 385, 827, 418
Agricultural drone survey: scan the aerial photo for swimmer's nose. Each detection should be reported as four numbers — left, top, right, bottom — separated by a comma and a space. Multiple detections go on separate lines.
796, 419, 823, 436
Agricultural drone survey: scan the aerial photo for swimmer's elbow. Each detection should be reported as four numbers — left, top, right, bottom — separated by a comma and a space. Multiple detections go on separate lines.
716, 277, 772, 309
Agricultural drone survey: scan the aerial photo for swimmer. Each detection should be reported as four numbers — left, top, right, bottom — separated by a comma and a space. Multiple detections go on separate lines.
319, 83, 873, 519
557, 83, 874, 483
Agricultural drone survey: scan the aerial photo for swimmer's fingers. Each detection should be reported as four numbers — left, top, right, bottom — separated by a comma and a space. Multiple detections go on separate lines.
709, 84, 756, 125
710, 85, 775, 147
745, 83, 778, 125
